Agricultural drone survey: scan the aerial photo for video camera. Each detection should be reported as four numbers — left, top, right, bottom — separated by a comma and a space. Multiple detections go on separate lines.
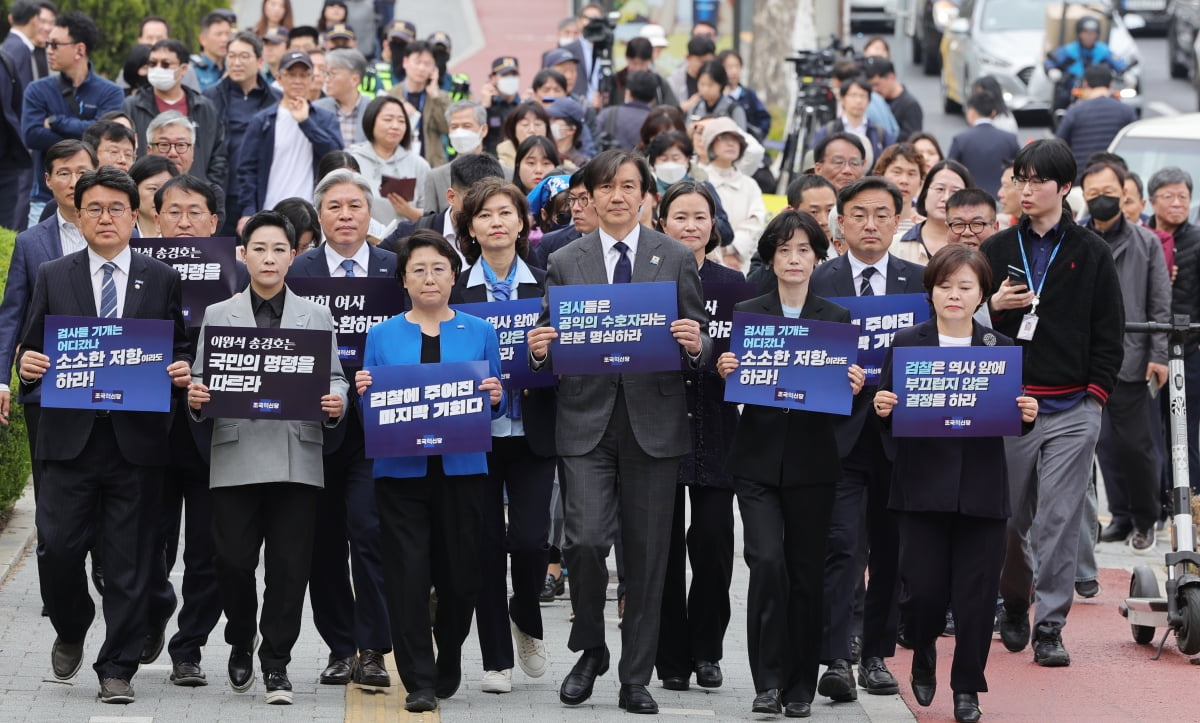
582, 12, 618, 51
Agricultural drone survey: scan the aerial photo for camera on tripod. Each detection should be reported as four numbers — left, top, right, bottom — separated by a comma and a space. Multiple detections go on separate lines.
786, 49, 838, 82
582, 12, 617, 51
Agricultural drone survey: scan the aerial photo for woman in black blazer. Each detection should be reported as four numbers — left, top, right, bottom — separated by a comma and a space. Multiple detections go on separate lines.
716, 210, 866, 718
873, 245, 1037, 723
450, 178, 557, 695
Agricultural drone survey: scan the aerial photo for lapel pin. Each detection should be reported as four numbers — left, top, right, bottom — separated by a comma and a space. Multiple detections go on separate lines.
983, 332, 997, 346
133, 279, 144, 290
650, 255, 660, 266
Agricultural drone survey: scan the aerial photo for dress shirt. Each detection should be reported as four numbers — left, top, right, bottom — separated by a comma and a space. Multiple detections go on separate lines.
88, 245, 132, 318
598, 224, 641, 283
465, 256, 538, 302
846, 251, 888, 296
58, 211, 87, 255
250, 287, 285, 329
324, 241, 371, 277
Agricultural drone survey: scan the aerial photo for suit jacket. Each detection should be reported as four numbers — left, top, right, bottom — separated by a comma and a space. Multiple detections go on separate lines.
233, 102, 343, 217
810, 251, 927, 459
726, 289, 850, 487
0, 217, 61, 394
192, 289, 348, 489
421, 160, 514, 214
0, 32, 32, 167
18, 248, 193, 466
381, 209, 445, 252
531, 223, 582, 270
452, 259, 557, 458
535, 226, 712, 458
946, 122, 1020, 198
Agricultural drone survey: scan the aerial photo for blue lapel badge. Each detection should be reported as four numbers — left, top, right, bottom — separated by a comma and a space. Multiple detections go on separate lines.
650, 255, 660, 266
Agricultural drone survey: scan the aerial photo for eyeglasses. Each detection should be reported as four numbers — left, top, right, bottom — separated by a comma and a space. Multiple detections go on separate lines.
52, 169, 90, 181
226, 52, 255, 63
823, 156, 864, 170
1011, 176, 1048, 191
566, 194, 590, 208
99, 149, 135, 162
161, 209, 213, 223
45, 40, 81, 51
405, 266, 452, 278
949, 220, 992, 235
82, 204, 129, 219
1154, 192, 1190, 204
147, 60, 178, 70
844, 212, 895, 225
151, 141, 192, 154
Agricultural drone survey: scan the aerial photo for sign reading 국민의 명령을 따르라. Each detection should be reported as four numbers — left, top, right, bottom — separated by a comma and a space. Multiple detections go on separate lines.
200, 326, 332, 421
287, 277, 408, 369
42, 315, 174, 412
361, 360, 493, 458
891, 346, 1024, 437
723, 311, 860, 415
826, 293, 929, 384
549, 281, 680, 374
453, 298, 555, 390
129, 237, 238, 327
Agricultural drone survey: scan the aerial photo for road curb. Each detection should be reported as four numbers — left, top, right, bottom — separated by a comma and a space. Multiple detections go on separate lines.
0, 480, 36, 588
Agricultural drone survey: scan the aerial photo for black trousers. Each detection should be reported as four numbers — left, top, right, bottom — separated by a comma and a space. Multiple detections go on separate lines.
309, 413, 391, 658
376, 469, 484, 694
1096, 380, 1161, 531
896, 511, 1006, 693
37, 418, 161, 681
736, 477, 836, 704
476, 436, 555, 671
0, 162, 32, 231
210, 482, 318, 671
656, 484, 734, 680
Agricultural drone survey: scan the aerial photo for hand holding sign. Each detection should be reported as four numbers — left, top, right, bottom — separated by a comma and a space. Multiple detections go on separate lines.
19, 350, 50, 382
479, 376, 503, 407
1018, 396, 1038, 423
188, 381, 210, 410
168, 360, 192, 388
321, 393, 344, 419
527, 326, 557, 363
670, 318, 702, 356
873, 389, 898, 418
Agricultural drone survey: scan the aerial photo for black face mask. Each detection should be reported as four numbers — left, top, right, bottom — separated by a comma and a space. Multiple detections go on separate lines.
1086, 194, 1121, 222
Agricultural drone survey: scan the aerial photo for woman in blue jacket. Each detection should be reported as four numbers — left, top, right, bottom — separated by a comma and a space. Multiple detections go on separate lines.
355, 229, 504, 713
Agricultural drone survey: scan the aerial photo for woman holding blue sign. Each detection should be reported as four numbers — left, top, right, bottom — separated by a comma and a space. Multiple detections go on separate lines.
355, 229, 504, 713
872, 245, 1037, 723
715, 210, 866, 718
450, 178, 556, 695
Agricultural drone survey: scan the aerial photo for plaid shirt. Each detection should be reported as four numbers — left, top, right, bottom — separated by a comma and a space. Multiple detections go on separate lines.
335, 103, 361, 146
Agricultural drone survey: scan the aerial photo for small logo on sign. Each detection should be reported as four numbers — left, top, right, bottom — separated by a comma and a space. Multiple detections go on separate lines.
251, 399, 282, 413
92, 390, 124, 403
942, 417, 972, 429
603, 354, 631, 366
418, 435, 444, 449
337, 346, 358, 360
773, 388, 806, 403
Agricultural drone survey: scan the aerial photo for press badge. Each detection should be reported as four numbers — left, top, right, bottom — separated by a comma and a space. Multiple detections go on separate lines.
1017, 314, 1038, 341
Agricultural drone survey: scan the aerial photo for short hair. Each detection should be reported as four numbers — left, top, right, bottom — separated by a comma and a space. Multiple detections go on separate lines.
450, 153, 506, 191
273, 197, 321, 246
625, 70, 658, 103
696, 59, 728, 88
1127, 170, 1145, 198
74, 165, 138, 211
149, 39, 189, 65
1080, 161, 1127, 188
557, 17, 576, 32
513, 135, 562, 193
55, 11, 99, 54
946, 188, 998, 216
147, 110, 196, 144
568, 167, 587, 189
314, 168, 374, 209
657, 181, 721, 254
814, 132, 865, 164
757, 210, 830, 266
139, 15, 169, 36
625, 37, 653, 60
455, 178, 531, 264
717, 49, 743, 68
863, 57, 895, 78
200, 10, 233, 32
833, 59, 864, 84
287, 25, 321, 47
402, 39, 434, 60
785, 174, 837, 208
83, 120, 135, 150
326, 47, 367, 79
923, 244, 994, 302
317, 150, 360, 179
1147, 167, 1194, 197
128, 153, 178, 186
362, 95, 412, 148
45, 138, 97, 173
229, 30, 263, 57
502, 101, 551, 146
966, 90, 1001, 118
916, 159, 974, 216
1084, 150, 1128, 171
873, 143, 926, 180
444, 98, 486, 127
839, 76, 871, 99
638, 105, 687, 148
1083, 64, 1113, 88
153, 173, 217, 213
395, 228, 461, 282
645, 130, 693, 163
837, 176, 903, 215
1013, 138, 1077, 189
11, 0, 44, 26
582, 149, 655, 196
532, 68, 568, 94
686, 36, 715, 57
242, 209, 298, 250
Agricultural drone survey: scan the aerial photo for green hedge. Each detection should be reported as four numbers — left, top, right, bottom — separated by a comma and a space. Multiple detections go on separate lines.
0, 227, 31, 518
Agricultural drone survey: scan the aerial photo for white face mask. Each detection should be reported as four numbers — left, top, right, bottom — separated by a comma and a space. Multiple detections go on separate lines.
448, 128, 482, 155
655, 161, 688, 185
147, 66, 178, 92
559, 36, 574, 47
496, 75, 521, 97
550, 121, 571, 141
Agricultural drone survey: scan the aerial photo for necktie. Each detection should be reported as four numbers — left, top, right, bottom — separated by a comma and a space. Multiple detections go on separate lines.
100, 262, 118, 318
859, 266, 877, 297
613, 241, 632, 284
340, 259, 357, 277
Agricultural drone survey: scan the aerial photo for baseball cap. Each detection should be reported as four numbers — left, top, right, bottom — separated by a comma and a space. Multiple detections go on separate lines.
326, 23, 355, 41
386, 20, 417, 42
279, 50, 313, 71
639, 24, 668, 48
428, 32, 452, 53
491, 56, 519, 75
543, 48, 577, 68
263, 27, 288, 45
546, 96, 585, 126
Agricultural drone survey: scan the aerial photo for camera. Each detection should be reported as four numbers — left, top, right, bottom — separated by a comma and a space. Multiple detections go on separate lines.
582, 12, 618, 50
785, 49, 838, 82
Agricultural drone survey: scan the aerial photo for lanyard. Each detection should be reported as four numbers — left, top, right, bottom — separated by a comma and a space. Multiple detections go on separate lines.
1016, 227, 1064, 313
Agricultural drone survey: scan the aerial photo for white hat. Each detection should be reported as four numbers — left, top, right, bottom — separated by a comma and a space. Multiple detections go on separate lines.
639, 24, 669, 48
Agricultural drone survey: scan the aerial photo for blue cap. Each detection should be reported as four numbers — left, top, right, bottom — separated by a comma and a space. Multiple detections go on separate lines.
543, 48, 577, 68
526, 175, 572, 217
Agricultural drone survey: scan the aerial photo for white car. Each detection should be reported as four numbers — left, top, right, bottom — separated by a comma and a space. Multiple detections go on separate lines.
1108, 113, 1200, 220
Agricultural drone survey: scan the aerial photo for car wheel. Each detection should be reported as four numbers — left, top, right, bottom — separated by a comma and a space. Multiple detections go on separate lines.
922, 33, 941, 76
1169, 25, 1189, 79
912, 30, 923, 64
941, 69, 961, 114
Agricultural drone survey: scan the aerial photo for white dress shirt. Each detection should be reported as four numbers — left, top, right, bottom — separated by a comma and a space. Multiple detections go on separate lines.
846, 251, 889, 296
324, 241, 371, 277
58, 211, 87, 256
443, 210, 467, 266
598, 224, 640, 283
89, 246, 132, 317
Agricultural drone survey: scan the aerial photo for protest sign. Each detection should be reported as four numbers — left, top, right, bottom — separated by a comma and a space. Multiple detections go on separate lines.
453, 299, 554, 389
892, 346, 1024, 437
201, 326, 332, 421
287, 277, 406, 368
826, 293, 929, 384
362, 361, 492, 458
549, 281, 679, 374
42, 315, 174, 412
702, 280, 757, 362
130, 237, 238, 327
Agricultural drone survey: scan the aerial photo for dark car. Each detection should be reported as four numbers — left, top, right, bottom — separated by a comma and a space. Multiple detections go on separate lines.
1167, 0, 1200, 80
1120, 0, 1171, 32
911, 0, 963, 75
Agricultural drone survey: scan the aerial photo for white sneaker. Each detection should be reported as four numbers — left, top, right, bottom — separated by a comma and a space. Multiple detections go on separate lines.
511, 619, 547, 678
480, 669, 512, 693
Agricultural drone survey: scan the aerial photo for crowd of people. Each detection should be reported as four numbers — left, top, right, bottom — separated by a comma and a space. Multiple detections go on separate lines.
0, 2, 1193, 723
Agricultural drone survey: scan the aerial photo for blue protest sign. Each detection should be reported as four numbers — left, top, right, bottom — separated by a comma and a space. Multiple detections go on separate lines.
453, 298, 555, 389
702, 280, 758, 363
549, 281, 679, 374
287, 277, 407, 368
723, 311, 860, 414
362, 361, 492, 458
42, 315, 174, 412
826, 293, 929, 384
130, 237, 238, 327
200, 326, 332, 421
892, 346, 1024, 437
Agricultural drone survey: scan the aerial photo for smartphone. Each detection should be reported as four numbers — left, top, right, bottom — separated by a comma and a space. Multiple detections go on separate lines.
1007, 265, 1028, 288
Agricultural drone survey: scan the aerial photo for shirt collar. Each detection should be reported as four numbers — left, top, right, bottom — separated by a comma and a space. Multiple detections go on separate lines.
466, 256, 536, 288
87, 245, 132, 275
323, 241, 371, 275
973, 117, 994, 127
840, 115, 867, 135
250, 286, 286, 317
598, 223, 640, 256
57, 209, 77, 232
442, 210, 456, 240
11, 29, 34, 51
846, 250, 888, 279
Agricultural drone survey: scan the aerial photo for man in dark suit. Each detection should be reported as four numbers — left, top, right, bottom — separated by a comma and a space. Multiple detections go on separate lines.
810, 176, 926, 703
0, 0, 47, 230
526, 149, 712, 715
288, 169, 397, 690
947, 91, 1021, 198
18, 166, 193, 704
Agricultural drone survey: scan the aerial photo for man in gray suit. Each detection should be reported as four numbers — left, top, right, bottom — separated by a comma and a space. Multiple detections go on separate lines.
527, 149, 711, 715
187, 210, 348, 706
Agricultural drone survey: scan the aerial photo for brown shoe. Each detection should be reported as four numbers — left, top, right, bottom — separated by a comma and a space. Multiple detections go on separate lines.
98, 678, 134, 704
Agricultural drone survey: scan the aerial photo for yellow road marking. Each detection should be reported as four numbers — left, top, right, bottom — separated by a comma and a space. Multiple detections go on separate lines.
344, 652, 440, 723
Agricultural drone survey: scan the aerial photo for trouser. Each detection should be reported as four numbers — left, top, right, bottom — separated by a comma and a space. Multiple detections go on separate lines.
999, 397, 1103, 630
1076, 463, 1101, 584
211, 482, 318, 671
0, 162, 32, 231
1096, 380, 1161, 531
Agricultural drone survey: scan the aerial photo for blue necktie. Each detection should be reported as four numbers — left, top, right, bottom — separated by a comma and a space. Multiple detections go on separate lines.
859, 266, 876, 297
613, 241, 632, 284
340, 259, 357, 278
100, 262, 118, 318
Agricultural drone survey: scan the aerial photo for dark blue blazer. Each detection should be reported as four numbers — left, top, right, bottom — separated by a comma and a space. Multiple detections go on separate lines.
0, 32, 32, 166
380, 209, 446, 253
531, 224, 582, 270
233, 102, 343, 217
0, 217, 61, 398
946, 122, 1021, 198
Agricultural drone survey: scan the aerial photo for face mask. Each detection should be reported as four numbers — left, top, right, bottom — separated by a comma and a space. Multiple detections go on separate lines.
550, 121, 570, 141
655, 161, 688, 185
147, 66, 178, 92
448, 128, 481, 155
559, 37, 574, 47
1086, 194, 1121, 222
497, 75, 521, 97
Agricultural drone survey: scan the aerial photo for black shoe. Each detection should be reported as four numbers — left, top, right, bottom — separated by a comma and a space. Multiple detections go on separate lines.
170, 660, 208, 687
943, 609, 957, 637
405, 688, 437, 712
857, 656, 899, 695
141, 605, 175, 665
227, 638, 256, 692
559, 646, 609, 705
91, 558, 105, 597
1032, 625, 1070, 667
1099, 520, 1133, 543
817, 659, 856, 701
50, 637, 84, 681
539, 572, 565, 603
353, 649, 391, 688
319, 654, 354, 685
618, 683, 659, 714
264, 669, 292, 705
998, 605, 1031, 653
849, 634, 863, 664
661, 676, 689, 691
434, 648, 461, 698
98, 677, 134, 704
694, 660, 722, 688
1075, 579, 1101, 599
911, 644, 937, 707
751, 688, 782, 714
954, 692, 982, 723
784, 701, 812, 718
